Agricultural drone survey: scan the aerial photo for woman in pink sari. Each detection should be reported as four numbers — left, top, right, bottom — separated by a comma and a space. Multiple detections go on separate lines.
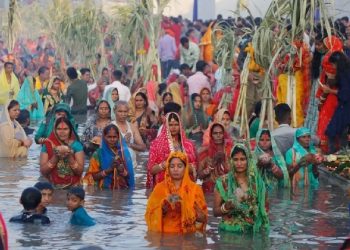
146, 112, 197, 188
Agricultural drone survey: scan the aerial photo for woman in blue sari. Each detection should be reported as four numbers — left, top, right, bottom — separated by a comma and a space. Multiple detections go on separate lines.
285, 127, 320, 191
254, 129, 290, 190
84, 124, 135, 189
17, 76, 44, 121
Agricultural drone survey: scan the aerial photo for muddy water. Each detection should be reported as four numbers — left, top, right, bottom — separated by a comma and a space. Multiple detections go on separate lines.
0, 124, 349, 249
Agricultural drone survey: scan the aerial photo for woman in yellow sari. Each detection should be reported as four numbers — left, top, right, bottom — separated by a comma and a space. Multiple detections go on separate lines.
145, 151, 208, 234
0, 62, 20, 105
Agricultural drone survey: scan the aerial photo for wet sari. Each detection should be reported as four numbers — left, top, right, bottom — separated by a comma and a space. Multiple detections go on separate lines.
17, 77, 45, 120
198, 123, 233, 193
145, 151, 207, 233
0, 68, 20, 105
285, 128, 319, 190
215, 144, 269, 233
84, 130, 135, 189
254, 129, 290, 190
147, 112, 197, 188
42, 127, 83, 188
0, 212, 8, 250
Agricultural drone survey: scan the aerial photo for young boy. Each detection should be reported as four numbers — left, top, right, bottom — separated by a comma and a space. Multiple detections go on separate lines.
67, 187, 95, 226
34, 182, 54, 215
10, 187, 50, 224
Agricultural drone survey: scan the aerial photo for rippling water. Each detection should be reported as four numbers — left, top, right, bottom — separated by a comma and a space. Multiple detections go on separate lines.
0, 123, 349, 249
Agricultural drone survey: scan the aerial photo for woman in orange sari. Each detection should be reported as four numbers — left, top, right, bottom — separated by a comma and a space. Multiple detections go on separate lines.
145, 151, 207, 233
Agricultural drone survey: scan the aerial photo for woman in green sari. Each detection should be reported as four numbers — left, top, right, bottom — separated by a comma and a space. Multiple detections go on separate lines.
17, 76, 45, 121
254, 129, 290, 190
214, 144, 269, 233
42, 76, 63, 115
285, 127, 320, 191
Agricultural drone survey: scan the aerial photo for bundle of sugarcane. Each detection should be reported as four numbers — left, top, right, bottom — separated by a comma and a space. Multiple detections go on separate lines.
6, 0, 21, 52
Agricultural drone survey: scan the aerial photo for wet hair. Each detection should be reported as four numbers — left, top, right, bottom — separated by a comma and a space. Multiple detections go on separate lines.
162, 92, 173, 102
231, 146, 247, 158
164, 102, 181, 115
195, 60, 208, 72
274, 103, 291, 124
54, 117, 74, 137
180, 36, 189, 46
114, 100, 129, 111
20, 187, 42, 210
34, 181, 54, 191
38, 66, 49, 76
96, 100, 111, 114
167, 112, 180, 123
16, 109, 30, 124
80, 68, 91, 75
66, 67, 78, 80
135, 92, 149, 108
67, 187, 85, 200
103, 124, 119, 136
112, 70, 123, 80
7, 100, 19, 110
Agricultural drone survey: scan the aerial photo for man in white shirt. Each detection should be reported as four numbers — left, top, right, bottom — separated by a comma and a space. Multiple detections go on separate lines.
180, 37, 200, 70
187, 60, 211, 96
103, 70, 131, 102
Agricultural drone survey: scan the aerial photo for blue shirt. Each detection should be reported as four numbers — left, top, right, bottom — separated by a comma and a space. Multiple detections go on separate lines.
70, 206, 95, 227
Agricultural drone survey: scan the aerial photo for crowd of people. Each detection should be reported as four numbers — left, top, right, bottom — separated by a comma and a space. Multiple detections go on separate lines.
0, 12, 350, 249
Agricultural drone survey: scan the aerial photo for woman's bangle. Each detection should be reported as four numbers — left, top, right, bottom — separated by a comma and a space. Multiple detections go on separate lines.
221, 203, 229, 214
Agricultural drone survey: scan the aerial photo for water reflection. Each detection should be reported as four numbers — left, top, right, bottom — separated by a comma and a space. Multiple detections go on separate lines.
0, 125, 348, 249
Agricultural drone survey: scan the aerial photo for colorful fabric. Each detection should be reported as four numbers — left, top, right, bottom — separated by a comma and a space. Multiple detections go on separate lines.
0, 69, 20, 105
0, 212, 8, 250
147, 112, 197, 188
0, 101, 28, 157
167, 82, 183, 107
17, 77, 45, 120
304, 79, 320, 135
200, 22, 214, 63
198, 122, 233, 192
84, 131, 135, 189
285, 127, 319, 189
105, 87, 118, 120
215, 144, 269, 233
145, 151, 207, 233
42, 128, 82, 188
70, 206, 95, 227
42, 76, 63, 115
254, 129, 290, 190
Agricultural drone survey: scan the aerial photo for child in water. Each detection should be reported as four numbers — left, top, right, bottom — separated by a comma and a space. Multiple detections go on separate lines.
10, 187, 50, 224
67, 187, 95, 226
34, 181, 54, 215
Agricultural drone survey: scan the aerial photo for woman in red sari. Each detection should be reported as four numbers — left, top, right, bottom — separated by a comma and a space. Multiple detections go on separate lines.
146, 112, 197, 189
198, 123, 233, 193
316, 36, 343, 153
40, 117, 84, 189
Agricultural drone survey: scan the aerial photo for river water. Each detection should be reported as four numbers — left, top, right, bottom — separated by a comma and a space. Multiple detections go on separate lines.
0, 123, 349, 250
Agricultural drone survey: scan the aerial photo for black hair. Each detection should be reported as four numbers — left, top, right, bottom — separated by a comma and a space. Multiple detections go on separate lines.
162, 92, 173, 102
4, 62, 14, 67
231, 146, 247, 158
16, 109, 30, 124
103, 124, 120, 136
38, 66, 49, 75
80, 68, 91, 75
191, 93, 201, 102
180, 63, 190, 72
20, 187, 42, 210
8, 100, 19, 110
311, 33, 326, 79
102, 67, 108, 73
260, 130, 271, 138
67, 187, 85, 200
66, 67, 78, 80
54, 117, 74, 137
180, 37, 189, 46
210, 123, 224, 135
96, 100, 111, 115
158, 83, 167, 96
341, 16, 349, 22
274, 103, 291, 124
112, 70, 123, 80
135, 92, 149, 108
34, 181, 54, 191
329, 51, 350, 81
167, 112, 180, 123
164, 102, 181, 115
195, 60, 208, 72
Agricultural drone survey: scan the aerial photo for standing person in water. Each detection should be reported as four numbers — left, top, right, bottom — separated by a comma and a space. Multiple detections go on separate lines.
84, 124, 135, 189
0, 100, 32, 158
145, 152, 207, 233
